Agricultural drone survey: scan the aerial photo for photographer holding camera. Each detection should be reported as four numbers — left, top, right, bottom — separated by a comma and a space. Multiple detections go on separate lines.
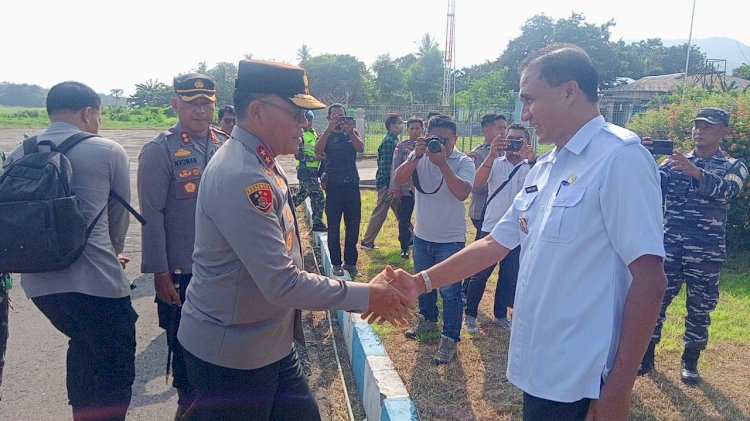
393, 114, 475, 364
639, 107, 748, 384
464, 123, 535, 334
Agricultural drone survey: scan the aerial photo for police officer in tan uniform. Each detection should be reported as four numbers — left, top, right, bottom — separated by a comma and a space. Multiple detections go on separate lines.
176, 59, 412, 420
137, 73, 228, 419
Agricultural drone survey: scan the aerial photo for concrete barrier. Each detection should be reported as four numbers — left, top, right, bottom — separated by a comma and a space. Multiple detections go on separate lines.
302, 198, 419, 420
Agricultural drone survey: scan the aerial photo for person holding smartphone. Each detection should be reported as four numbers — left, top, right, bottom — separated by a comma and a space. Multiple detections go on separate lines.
639, 108, 748, 384
314, 104, 364, 277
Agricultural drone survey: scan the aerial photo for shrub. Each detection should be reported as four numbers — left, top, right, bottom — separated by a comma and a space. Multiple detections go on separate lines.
628, 90, 750, 253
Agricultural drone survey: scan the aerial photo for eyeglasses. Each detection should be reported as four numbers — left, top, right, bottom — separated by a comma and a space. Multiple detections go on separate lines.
256, 99, 308, 122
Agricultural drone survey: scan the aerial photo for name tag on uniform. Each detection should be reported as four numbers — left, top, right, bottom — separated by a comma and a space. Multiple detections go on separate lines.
525, 185, 538, 193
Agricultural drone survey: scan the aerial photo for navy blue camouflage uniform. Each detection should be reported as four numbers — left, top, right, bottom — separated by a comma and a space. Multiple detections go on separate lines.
652, 149, 748, 350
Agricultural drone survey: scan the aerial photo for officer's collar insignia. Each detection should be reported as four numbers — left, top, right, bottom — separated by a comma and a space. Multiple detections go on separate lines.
210, 129, 219, 143
257, 145, 275, 168
180, 132, 192, 145
246, 182, 273, 214
275, 176, 286, 190
263, 167, 274, 176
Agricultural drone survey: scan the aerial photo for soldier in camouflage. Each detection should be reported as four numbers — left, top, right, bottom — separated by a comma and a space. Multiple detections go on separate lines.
639, 107, 748, 384
293, 110, 327, 232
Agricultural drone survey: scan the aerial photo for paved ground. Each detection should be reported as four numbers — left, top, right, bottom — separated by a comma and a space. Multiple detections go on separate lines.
0, 128, 375, 420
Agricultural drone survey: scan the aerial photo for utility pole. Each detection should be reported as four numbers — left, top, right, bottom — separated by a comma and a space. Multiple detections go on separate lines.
682, 0, 697, 101
442, 0, 456, 116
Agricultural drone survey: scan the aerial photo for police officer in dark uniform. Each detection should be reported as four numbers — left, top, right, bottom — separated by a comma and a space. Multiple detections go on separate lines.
640, 107, 748, 384
137, 73, 228, 419
292, 110, 327, 231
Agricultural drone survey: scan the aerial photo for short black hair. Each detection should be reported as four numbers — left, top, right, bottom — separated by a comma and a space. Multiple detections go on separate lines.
506, 123, 531, 141
328, 103, 346, 117
427, 114, 456, 135
46, 81, 101, 116
219, 105, 235, 120
384, 113, 401, 131
480, 113, 507, 128
406, 116, 424, 129
520, 43, 599, 103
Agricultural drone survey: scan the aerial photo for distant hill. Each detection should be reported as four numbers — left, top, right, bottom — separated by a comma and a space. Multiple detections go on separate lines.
662, 37, 750, 74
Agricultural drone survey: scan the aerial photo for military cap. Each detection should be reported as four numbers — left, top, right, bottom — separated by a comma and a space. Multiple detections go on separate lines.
235, 60, 326, 110
174, 73, 216, 102
694, 107, 730, 126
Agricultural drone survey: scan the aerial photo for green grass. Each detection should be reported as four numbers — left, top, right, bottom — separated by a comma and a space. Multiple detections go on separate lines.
354, 189, 750, 348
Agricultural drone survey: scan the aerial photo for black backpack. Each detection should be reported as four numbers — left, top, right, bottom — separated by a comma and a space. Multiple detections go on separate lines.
0, 132, 145, 273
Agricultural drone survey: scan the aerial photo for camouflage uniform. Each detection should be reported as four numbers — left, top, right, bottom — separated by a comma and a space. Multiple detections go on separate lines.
292, 128, 325, 226
652, 149, 748, 350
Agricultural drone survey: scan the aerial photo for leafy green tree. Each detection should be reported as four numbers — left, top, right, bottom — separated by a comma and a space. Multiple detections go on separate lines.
732, 63, 750, 80
109, 89, 124, 108
371, 54, 406, 103
128, 79, 172, 108
416, 33, 439, 58
300, 54, 371, 105
407, 44, 444, 103
454, 69, 509, 108
204, 62, 238, 106
0, 82, 47, 107
498, 13, 620, 89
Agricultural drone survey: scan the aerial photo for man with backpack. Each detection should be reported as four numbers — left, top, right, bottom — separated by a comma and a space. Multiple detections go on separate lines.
0, 81, 137, 420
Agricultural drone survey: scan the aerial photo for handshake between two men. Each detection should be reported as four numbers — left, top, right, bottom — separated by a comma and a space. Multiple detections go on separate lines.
360, 266, 426, 326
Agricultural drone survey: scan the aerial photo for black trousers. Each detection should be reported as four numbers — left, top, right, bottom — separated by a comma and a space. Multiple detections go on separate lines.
523, 392, 591, 421
156, 273, 194, 404
184, 347, 320, 421
33, 293, 138, 421
397, 195, 414, 251
325, 181, 361, 266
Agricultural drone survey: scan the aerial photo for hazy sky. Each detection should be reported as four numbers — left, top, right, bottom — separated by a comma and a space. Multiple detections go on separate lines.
3, 0, 745, 96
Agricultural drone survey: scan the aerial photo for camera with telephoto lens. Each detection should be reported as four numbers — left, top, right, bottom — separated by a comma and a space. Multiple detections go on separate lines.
427, 136, 446, 153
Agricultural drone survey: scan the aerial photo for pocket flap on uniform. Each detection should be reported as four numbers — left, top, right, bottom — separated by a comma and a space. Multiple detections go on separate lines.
551, 186, 585, 207
513, 191, 538, 211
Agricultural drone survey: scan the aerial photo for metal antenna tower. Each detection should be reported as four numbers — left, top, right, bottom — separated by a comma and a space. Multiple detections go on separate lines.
442, 0, 456, 115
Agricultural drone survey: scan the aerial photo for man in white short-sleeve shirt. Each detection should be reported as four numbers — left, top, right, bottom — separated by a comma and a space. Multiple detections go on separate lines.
380, 44, 667, 420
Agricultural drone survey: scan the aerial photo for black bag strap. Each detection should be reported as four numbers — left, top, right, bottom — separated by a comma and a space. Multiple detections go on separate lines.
480, 163, 524, 222
411, 165, 444, 195
110, 190, 147, 225
56, 131, 98, 154
22, 136, 39, 155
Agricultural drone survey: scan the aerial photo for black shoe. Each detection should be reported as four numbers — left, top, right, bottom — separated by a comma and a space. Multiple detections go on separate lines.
360, 241, 378, 250
638, 341, 656, 376
680, 348, 701, 385
343, 264, 358, 277
400, 249, 410, 258
332, 265, 345, 276
312, 222, 327, 232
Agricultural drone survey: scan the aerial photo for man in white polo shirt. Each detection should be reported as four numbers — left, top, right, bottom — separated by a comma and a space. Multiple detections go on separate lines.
380, 44, 667, 420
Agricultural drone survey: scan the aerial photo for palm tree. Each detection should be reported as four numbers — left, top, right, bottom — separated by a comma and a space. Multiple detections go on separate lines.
109, 89, 124, 108
297, 44, 312, 63
416, 34, 439, 57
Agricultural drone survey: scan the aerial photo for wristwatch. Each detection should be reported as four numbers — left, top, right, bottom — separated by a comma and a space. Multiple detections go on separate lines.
418, 270, 433, 293
407, 151, 423, 162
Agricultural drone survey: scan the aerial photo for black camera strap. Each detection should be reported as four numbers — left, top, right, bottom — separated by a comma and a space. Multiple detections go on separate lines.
479, 162, 524, 222
411, 165, 444, 195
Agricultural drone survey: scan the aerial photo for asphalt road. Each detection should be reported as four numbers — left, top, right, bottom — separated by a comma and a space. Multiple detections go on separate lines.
0, 128, 368, 420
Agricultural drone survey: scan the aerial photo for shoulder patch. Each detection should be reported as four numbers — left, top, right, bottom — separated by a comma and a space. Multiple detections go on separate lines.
246, 182, 273, 214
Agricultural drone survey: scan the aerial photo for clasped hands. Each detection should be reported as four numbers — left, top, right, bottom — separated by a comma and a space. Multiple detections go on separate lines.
360, 265, 424, 326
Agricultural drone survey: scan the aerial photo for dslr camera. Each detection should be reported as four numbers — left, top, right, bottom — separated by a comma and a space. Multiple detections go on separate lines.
427, 136, 446, 153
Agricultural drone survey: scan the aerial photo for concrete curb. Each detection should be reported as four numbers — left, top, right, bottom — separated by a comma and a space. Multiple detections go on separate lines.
301, 198, 419, 421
